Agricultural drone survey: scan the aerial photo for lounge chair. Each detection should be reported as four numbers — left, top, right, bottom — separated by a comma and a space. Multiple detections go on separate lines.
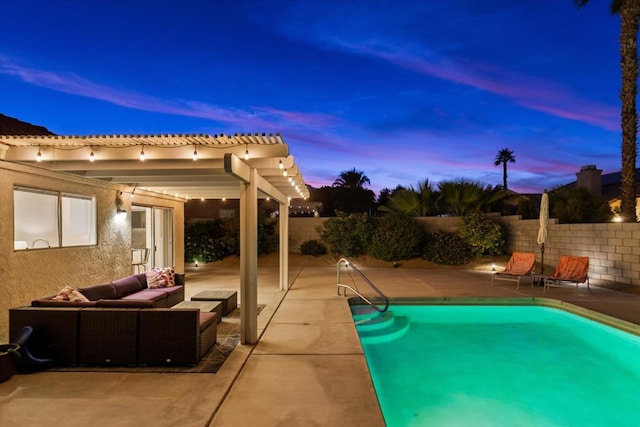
491, 252, 536, 289
543, 255, 589, 296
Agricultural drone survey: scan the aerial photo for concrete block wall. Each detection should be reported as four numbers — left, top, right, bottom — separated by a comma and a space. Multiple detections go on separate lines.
288, 217, 327, 253
287, 215, 640, 287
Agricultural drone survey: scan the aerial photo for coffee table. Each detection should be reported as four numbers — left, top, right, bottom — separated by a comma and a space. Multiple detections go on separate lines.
171, 300, 222, 323
191, 290, 237, 315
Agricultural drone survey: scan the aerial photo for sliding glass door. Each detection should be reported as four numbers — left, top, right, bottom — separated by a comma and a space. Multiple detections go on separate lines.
131, 205, 173, 271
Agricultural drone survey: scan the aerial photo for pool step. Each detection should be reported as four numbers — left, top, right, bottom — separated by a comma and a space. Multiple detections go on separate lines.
355, 312, 410, 345
354, 311, 395, 330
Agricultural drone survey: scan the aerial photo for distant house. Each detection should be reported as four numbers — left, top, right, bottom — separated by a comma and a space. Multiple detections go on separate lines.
569, 164, 640, 220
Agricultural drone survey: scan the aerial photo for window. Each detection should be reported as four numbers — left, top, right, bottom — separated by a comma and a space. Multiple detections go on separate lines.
62, 193, 97, 247
14, 186, 97, 250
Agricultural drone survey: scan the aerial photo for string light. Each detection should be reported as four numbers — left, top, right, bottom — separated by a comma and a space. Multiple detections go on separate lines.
89, 147, 95, 162
278, 159, 284, 169
139, 145, 145, 161
244, 145, 249, 160
283, 168, 287, 177
36, 147, 42, 162
192, 145, 198, 161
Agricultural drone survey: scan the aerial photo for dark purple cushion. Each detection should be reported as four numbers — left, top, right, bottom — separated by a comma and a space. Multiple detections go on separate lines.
199, 312, 217, 332
135, 273, 148, 289
78, 282, 117, 301
175, 273, 185, 286
96, 299, 154, 308
121, 290, 167, 303
151, 285, 183, 297
112, 275, 143, 298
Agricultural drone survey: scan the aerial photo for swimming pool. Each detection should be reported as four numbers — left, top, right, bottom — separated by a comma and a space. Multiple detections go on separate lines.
353, 303, 640, 427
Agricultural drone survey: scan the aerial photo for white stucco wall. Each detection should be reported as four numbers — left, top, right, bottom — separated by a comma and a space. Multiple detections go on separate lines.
0, 161, 184, 342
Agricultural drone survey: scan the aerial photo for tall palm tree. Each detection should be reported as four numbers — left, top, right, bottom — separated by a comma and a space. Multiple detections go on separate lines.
332, 168, 370, 189
576, 0, 639, 222
494, 148, 515, 189
332, 168, 375, 214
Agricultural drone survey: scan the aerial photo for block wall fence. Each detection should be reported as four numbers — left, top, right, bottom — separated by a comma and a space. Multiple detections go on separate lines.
288, 215, 640, 287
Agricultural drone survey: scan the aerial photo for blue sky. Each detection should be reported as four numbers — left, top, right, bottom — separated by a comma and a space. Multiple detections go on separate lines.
0, 0, 623, 195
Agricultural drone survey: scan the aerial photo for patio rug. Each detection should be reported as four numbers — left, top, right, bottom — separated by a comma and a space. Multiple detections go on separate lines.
45, 304, 264, 374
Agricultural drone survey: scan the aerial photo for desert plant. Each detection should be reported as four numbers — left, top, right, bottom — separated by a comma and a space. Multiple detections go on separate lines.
316, 213, 374, 257
423, 231, 472, 265
549, 186, 612, 223
369, 213, 425, 261
300, 239, 328, 256
457, 213, 505, 257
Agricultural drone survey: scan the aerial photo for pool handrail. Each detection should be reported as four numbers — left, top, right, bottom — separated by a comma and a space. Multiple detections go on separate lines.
337, 257, 389, 312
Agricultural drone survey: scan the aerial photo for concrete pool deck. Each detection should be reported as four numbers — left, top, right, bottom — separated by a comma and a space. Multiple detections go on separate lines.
1, 262, 640, 426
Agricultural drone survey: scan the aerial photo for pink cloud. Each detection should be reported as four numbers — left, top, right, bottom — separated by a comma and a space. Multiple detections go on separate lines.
340, 43, 619, 131
0, 57, 343, 132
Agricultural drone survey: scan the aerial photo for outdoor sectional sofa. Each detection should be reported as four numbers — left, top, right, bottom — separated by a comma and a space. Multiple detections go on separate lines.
9, 272, 218, 367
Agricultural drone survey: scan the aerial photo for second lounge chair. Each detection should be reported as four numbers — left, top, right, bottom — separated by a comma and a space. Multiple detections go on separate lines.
544, 255, 590, 296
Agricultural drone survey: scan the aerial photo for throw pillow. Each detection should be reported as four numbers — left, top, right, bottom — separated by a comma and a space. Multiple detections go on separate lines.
68, 290, 90, 303
160, 266, 176, 286
53, 285, 74, 301
146, 269, 168, 288
52, 286, 90, 303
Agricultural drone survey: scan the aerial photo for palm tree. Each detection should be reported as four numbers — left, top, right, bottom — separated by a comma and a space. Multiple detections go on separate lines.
333, 168, 370, 189
494, 148, 515, 189
437, 179, 506, 216
332, 168, 375, 214
382, 179, 437, 216
576, 0, 639, 222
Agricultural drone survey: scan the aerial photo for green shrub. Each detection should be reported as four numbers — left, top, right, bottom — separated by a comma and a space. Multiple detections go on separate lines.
369, 213, 425, 261
185, 220, 232, 263
549, 186, 612, 223
184, 213, 277, 263
300, 239, 328, 256
258, 216, 278, 255
316, 213, 374, 257
423, 231, 472, 265
457, 213, 505, 257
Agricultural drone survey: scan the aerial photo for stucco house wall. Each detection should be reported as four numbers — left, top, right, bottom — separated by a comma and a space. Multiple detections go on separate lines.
0, 160, 184, 341
288, 215, 640, 287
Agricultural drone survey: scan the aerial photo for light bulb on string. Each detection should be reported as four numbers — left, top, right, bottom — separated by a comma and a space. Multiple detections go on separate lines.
192, 145, 198, 161
278, 159, 284, 169
244, 145, 249, 160
36, 147, 42, 162
139, 146, 145, 161
89, 147, 95, 162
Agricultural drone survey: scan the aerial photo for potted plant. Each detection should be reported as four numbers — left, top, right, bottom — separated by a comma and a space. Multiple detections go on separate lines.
0, 344, 21, 383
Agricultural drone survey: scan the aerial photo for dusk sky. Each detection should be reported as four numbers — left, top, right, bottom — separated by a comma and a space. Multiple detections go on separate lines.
0, 0, 623, 195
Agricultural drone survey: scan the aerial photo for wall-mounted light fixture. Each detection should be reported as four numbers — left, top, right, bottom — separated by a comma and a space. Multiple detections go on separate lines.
116, 191, 127, 215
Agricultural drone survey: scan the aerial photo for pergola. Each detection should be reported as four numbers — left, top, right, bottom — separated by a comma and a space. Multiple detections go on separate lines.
0, 133, 309, 344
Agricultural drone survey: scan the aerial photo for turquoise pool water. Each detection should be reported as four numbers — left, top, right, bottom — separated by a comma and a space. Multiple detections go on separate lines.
354, 305, 640, 427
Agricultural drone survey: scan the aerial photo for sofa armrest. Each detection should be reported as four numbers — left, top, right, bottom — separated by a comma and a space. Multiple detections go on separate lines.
137, 309, 200, 365
9, 307, 81, 365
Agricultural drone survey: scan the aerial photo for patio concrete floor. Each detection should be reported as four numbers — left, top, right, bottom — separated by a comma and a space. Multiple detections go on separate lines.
1, 262, 640, 426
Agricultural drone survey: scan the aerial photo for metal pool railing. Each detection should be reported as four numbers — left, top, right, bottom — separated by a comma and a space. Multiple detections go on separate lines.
336, 257, 389, 312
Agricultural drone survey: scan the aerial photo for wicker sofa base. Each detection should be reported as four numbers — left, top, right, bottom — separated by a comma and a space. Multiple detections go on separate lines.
9, 307, 217, 366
